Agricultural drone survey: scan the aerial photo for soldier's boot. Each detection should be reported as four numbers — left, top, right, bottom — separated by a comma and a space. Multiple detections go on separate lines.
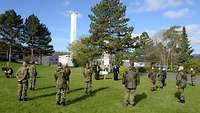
56, 101, 61, 105
18, 96, 22, 101
23, 98, 28, 101
61, 102, 66, 106
180, 96, 185, 103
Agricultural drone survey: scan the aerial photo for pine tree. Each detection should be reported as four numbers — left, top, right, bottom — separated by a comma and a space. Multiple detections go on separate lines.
24, 14, 40, 61
178, 26, 193, 63
89, 0, 133, 55
0, 9, 24, 61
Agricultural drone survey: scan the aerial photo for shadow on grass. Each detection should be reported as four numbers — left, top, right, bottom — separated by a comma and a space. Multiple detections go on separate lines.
67, 87, 110, 105
29, 92, 56, 100
135, 92, 147, 105
70, 87, 84, 93
35, 86, 55, 91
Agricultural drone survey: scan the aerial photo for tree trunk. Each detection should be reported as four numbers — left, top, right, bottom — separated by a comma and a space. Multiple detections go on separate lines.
31, 48, 34, 61
9, 45, 12, 62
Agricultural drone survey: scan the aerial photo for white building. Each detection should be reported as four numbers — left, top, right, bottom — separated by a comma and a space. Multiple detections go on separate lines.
58, 54, 73, 66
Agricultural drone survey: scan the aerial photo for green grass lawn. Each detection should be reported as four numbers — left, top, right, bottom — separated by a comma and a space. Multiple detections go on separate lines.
0, 61, 200, 113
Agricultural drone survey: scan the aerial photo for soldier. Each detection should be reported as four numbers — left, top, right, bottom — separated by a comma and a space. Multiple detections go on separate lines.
63, 63, 71, 93
158, 67, 167, 88
83, 62, 93, 95
16, 61, 30, 101
176, 66, 187, 103
29, 61, 37, 90
122, 62, 140, 106
148, 65, 157, 91
54, 62, 67, 106
190, 68, 196, 86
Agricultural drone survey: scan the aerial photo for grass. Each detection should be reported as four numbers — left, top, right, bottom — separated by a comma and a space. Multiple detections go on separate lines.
0, 61, 200, 113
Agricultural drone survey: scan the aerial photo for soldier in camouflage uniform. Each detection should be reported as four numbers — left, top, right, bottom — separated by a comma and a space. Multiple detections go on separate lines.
176, 66, 187, 103
190, 68, 196, 86
148, 66, 157, 91
54, 63, 67, 105
157, 67, 167, 88
16, 61, 30, 101
63, 63, 71, 93
83, 63, 93, 94
122, 62, 140, 106
29, 61, 37, 90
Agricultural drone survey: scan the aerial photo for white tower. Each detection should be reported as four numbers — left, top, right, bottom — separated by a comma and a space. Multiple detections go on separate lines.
69, 11, 78, 44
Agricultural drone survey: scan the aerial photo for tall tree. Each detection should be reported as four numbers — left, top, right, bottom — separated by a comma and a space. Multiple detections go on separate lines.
163, 26, 181, 69
37, 24, 54, 55
70, 36, 101, 66
24, 14, 40, 61
0, 9, 24, 62
89, 0, 134, 59
177, 26, 193, 63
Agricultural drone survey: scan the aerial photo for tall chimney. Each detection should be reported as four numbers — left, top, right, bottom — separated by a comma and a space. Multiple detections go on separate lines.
69, 11, 78, 44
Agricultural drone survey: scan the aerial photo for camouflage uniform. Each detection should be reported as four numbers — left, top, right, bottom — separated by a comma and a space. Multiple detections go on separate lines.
54, 63, 67, 105
158, 68, 167, 88
16, 62, 30, 101
122, 66, 140, 106
176, 70, 187, 103
148, 67, 157, 91
190, 68, 196, 86
29, 63, 37, 90
63, 64, 71, 93
83, 63, 93, 94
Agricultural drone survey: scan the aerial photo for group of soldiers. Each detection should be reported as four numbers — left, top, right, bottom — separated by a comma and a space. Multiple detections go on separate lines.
122, 62, 197, 106
15, 61, 92, 106
14, 61, 197, 106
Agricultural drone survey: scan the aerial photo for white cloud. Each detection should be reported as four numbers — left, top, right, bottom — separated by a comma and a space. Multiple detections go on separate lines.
185, 24, 200, 45
128, 0, 195, 13
64, 0, 70, 6
163, 8, 194, 19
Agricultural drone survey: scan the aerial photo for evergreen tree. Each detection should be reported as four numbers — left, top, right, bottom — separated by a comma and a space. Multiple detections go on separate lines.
0, 9, 24, 61
24, 14, 40, 61
37, 24, 54, 55
178, 26, 193, 63
89, 0, 134, 56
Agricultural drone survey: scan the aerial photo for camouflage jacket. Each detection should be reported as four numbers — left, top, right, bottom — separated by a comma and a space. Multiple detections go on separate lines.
29, 64, 37, 77
64, 67, 71, 80
122, 67, 140, 89
54, 67, 67, 89
176, 71, 187, 88
16, 66, 30, 82
83, 67, 92, 82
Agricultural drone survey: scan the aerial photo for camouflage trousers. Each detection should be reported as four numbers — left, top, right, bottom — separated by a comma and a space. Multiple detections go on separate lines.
191, 76, 196, 86
66, 80, 70, 93
151, 81, 156, 91
56, 88, 66, 103
124, 88, 136, 106
18, 80, 28, 99
85, 81, 92, 94
30, 76, 36, 89
176, 87, 185, 102
159, 79, 165, 88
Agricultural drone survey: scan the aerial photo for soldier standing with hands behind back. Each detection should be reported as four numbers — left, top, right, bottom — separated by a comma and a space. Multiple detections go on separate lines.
16, 61, 30, 101
54, 62, 68, 106
122, 62, 140, 106
148, 64, 157, 91
176, 66, 187, 103
83, 62, 93, 95
29, 61, 37, 91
